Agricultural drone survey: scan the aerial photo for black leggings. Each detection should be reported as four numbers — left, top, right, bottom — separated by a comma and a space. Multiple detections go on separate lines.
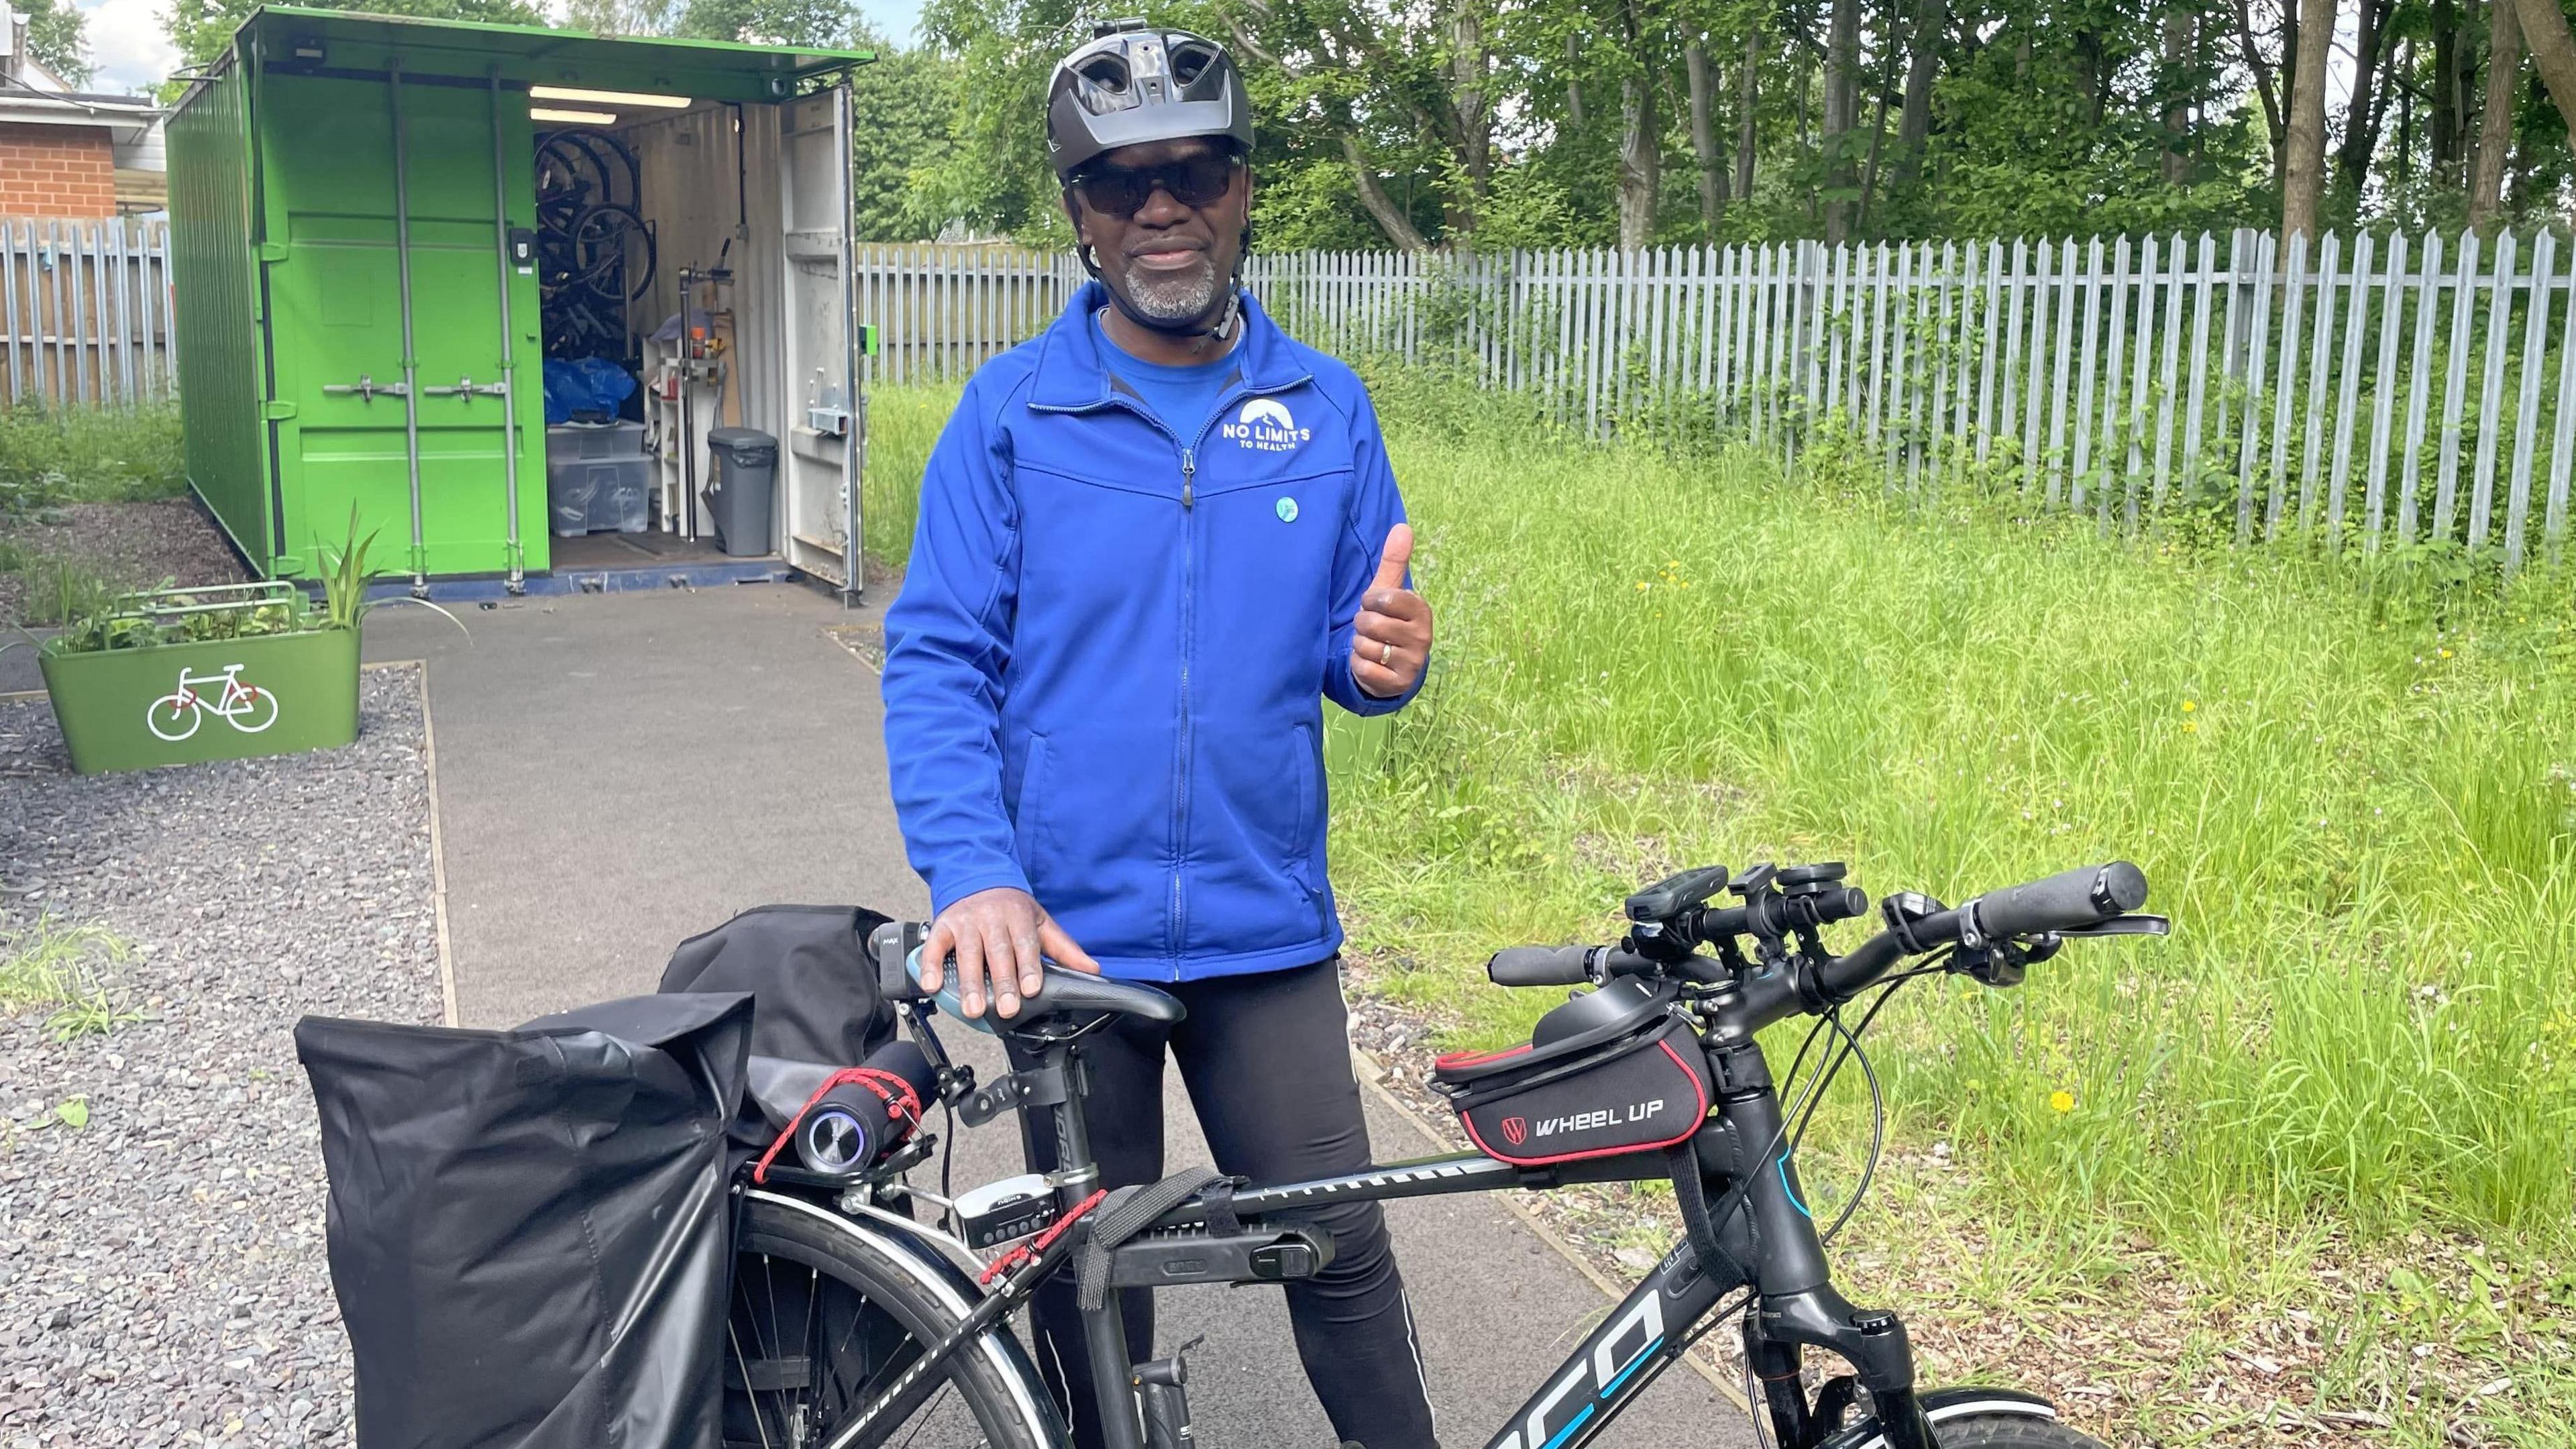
1007, 958, 1439, 1449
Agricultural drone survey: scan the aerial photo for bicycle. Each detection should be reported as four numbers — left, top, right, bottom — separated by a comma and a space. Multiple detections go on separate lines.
722, 859, 2167, 1449
146, 663, 280, 741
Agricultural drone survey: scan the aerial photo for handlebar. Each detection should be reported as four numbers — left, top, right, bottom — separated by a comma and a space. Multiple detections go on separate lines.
1968, 861, 2148, 937
1491, 861, 2155, 1030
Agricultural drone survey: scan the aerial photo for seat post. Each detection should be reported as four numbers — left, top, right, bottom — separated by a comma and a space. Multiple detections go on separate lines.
1045, 1038, 1150, 1449
1044, 1039, 1100, 1206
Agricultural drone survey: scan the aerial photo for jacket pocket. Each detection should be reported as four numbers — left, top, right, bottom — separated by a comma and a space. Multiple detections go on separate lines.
1184, 720, 1330, 957
1017, 724, 1177, 962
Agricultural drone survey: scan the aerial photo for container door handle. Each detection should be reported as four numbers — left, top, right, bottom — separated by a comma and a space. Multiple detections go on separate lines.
323, 373, 411, 402
421, 376, 509, 400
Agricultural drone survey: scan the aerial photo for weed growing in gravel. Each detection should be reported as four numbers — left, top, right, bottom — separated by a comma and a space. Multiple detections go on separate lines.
0, 916, 144, 1042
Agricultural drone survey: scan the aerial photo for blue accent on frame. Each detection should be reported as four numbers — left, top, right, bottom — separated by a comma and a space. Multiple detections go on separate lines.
1540, 1403, 1596, 1449
1601, 1334, 1665, 1398
1779, 1152, 1813, 1218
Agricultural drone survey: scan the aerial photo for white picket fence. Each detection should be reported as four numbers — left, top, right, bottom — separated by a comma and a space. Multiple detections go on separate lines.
859, 230, 2576, 570
1, 218, 176, 409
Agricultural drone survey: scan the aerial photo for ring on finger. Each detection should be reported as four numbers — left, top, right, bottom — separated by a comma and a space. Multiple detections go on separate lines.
1379, 641, 1393, 667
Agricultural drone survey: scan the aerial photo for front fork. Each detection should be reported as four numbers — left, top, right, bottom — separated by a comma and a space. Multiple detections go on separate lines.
1703, 1038, 1935, 1449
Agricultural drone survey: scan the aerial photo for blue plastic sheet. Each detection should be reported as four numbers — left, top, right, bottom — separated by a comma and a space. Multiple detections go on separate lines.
543, 358, 637, 425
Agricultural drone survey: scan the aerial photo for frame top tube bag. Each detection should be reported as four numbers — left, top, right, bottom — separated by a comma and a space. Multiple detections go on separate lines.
1431, 979, 1713, 1167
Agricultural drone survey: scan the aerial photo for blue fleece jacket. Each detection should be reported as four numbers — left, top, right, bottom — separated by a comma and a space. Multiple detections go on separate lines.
881, 282, 1421, 982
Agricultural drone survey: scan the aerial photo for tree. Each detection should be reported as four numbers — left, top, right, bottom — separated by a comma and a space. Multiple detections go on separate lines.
1819, 0, 1864, 243
2513, 0, 2576, 164
15, 0, 91, 88
1686, 35, 1728, 234
2469, 0, 2522, 228
2281, 0, 2335, 239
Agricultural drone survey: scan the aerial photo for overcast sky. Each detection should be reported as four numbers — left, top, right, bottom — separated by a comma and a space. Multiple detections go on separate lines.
70, 0, 926, 95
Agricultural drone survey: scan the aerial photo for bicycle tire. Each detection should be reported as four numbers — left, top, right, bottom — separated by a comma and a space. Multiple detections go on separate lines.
569, 202, 657, 303
728, 1189, 1063, 1449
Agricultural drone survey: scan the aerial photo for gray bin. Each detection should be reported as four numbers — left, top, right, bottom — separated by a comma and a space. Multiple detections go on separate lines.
704, 427, 777, 557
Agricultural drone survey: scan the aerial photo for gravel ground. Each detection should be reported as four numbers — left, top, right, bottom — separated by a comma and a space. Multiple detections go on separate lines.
0, 501, 248, 621
0, 667, 441, 1449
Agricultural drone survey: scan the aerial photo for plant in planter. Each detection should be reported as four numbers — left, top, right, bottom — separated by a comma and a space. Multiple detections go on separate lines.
21, 513, 379, 775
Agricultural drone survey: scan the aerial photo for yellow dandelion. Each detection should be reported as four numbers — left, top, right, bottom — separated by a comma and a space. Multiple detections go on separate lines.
2182, 720, 2200, 735
2181, 700, 2197, 712
2438, 648, 2453, 659
1635, 580, 1650, 592
2049, 1089, 2076, 1114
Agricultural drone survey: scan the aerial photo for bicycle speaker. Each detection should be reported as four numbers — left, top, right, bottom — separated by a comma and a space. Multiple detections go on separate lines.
794, 1040, 938, 1175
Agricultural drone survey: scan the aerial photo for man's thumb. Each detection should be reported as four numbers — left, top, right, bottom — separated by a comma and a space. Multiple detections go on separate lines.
1371, 523, 1414, 592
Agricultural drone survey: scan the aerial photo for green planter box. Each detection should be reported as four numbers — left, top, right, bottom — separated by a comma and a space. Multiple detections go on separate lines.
38, 586, 361, 775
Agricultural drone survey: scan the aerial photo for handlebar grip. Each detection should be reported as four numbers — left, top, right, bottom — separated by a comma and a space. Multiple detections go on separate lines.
1487, 945, 1596, 988
1970, 861, 2149, 938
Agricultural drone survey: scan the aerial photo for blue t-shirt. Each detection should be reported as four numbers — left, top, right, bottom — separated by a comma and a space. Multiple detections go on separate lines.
1093, 309, 1237, 437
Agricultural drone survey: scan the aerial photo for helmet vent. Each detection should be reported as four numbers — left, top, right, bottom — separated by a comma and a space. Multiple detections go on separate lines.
1077, 55, 1129, 93
1169, 41, 1216, 85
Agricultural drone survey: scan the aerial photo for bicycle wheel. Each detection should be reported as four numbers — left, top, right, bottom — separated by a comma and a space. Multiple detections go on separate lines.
728, 1189, 1063, 1449
146, 692, 201, 741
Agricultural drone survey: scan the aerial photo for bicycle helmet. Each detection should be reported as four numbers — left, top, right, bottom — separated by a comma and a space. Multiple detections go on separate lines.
1046, 19, 1253, 180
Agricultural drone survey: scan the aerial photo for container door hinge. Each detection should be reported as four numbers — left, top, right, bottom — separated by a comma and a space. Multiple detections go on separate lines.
257, 241, 289, 264
261, 400, 298, 421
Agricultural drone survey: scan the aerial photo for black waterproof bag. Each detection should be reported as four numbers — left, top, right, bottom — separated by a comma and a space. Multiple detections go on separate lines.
296, 992, 753, 1449
1432, 979, 1713, 1168
657, 903, 898, 1167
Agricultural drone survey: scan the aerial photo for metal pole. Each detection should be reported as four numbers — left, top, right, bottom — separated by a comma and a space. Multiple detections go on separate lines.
678, 269, 696, 541
488, 70, 526, 594
390, 59, 429, 594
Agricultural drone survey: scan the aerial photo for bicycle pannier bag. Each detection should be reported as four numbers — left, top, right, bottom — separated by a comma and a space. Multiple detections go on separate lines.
297, 991, 752, 1449
1432, 979, 1711, 1168
658, 903, 900, 1171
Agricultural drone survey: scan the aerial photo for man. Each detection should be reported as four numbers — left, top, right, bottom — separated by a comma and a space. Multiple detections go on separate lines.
879, 19, 1438, 1448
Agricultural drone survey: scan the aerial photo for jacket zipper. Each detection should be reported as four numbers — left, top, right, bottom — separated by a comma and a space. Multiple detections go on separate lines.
1172, 445, 1194, 977
1037, 379, 1309, 978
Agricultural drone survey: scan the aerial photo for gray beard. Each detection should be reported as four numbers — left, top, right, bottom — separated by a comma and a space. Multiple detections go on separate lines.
1118, 252, 1222, 325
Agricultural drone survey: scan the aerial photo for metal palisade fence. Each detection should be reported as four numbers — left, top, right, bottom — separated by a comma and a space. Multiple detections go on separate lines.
1, 217, 177, 409
860, 231, 2576, 572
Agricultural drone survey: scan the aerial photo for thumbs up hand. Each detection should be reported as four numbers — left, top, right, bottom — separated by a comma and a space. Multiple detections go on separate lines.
1352, 523, 1432, 699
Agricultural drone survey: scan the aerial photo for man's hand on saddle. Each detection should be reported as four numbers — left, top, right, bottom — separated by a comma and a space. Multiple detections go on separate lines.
920, 887, 1102, 1019
1353, 523, 1432, 698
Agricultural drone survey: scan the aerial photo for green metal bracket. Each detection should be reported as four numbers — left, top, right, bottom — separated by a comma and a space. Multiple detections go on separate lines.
261, 400, 299, 420
859, 323, 880, 358
258, 241, 290, 264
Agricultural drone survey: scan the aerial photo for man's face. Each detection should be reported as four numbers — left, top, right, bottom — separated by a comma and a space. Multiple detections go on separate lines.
1067, 137, 1248, 328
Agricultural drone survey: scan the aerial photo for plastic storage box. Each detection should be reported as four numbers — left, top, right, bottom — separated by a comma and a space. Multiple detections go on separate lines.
546, 422, 651, 537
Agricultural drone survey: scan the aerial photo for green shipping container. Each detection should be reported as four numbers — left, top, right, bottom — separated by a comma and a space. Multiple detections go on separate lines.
168, 7, 872, 590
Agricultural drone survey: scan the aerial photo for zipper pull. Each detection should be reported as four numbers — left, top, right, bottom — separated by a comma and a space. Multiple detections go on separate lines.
1180, 449, 1195, 509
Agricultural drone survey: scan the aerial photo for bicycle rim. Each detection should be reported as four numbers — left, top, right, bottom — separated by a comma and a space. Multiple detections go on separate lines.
728, 1194, 1056, 1449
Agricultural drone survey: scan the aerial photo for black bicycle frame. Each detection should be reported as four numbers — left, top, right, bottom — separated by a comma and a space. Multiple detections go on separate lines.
1021, 1022, 1936, 1449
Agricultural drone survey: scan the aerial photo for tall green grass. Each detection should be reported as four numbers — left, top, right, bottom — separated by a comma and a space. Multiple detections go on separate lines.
864, 378, 2576, 1250
0, 401, 187, 513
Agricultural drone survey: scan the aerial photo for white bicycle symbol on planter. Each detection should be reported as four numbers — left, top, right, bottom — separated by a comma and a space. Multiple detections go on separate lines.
146, 664, 281, 741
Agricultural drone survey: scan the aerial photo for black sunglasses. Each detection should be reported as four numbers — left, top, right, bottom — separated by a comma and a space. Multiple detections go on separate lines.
1072, 153, 1242, 218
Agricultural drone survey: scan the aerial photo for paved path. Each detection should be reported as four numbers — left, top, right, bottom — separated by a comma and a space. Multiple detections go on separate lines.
362, 582, 1753, 1447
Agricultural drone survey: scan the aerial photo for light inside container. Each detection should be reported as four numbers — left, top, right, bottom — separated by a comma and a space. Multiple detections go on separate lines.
531, 86, 692, 109
531, 107, 617, 125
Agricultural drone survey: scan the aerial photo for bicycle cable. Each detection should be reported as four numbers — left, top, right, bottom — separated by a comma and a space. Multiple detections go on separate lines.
1785, 956, 1950, 1244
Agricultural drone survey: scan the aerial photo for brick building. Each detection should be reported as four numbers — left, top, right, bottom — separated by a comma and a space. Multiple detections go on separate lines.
1, 5, 163, 217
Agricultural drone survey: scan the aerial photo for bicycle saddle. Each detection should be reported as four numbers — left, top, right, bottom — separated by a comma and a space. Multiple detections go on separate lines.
871, 921, 1185, 1030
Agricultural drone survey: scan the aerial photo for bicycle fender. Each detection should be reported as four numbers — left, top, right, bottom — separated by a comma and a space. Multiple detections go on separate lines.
1809, 1385, 2060, 1449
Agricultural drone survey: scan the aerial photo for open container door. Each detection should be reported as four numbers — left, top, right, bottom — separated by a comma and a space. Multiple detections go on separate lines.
777, 84, 859, 595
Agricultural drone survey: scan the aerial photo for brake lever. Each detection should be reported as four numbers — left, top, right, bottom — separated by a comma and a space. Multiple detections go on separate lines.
2056, 914, 2171, 938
